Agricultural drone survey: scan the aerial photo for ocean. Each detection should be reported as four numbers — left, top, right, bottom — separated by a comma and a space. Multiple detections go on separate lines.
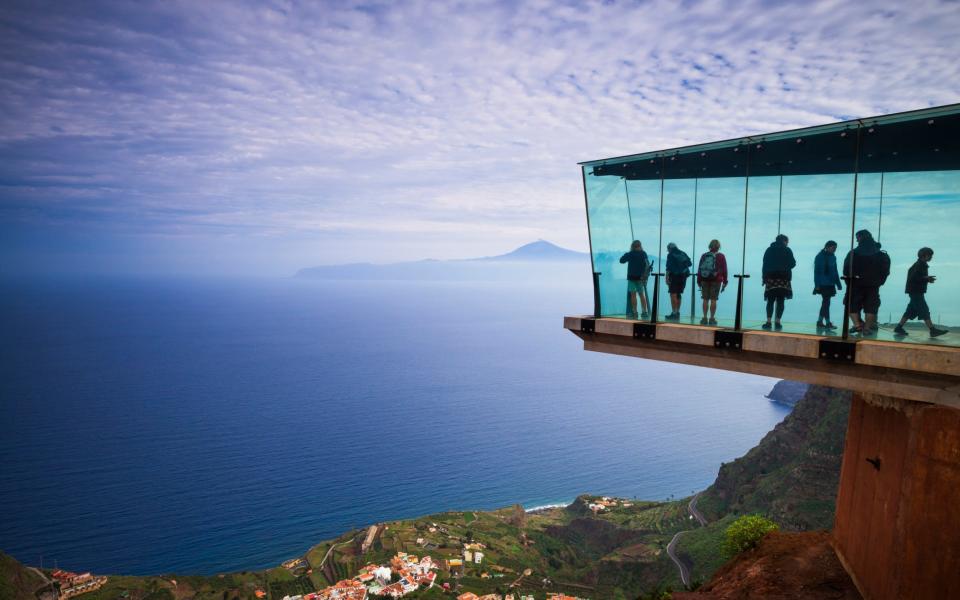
0, 271, 787, 575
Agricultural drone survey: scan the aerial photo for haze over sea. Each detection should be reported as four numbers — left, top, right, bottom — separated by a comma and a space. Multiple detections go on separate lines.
0, 260, 786, 576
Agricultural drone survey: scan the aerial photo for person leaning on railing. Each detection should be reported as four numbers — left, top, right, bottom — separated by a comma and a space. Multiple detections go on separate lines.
665, 242, 692, 321
620, 240, 651, 320
761, 234, 796, 330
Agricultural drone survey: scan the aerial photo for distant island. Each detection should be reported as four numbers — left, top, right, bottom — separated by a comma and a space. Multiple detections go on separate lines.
296, 241, 590, 281
2, 383, 855, 600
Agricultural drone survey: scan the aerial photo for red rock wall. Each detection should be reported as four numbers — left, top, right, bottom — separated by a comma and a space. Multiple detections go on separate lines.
833, 394, 960, 599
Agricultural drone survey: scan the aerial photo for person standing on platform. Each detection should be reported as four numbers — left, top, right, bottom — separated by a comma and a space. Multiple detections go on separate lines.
813, 240, 842, 331
620, 240, 651, 319
665, 242, 692, 321
697, 239, 728, 325
762, 234, 796, 330
843, 229, 890, 336
893, 247, 948, 338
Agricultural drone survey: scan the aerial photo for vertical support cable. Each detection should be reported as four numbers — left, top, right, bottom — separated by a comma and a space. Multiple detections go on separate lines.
655, 157, 665, 321
842, 125, 863, 340
624, 178, 635, 241
777, 175, 783, 235
877, 171, 885, 243
691, 177, 699, 320
736, 142, 752, 331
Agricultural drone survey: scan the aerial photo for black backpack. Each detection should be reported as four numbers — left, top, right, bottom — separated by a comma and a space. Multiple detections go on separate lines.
855, 251, 891, 286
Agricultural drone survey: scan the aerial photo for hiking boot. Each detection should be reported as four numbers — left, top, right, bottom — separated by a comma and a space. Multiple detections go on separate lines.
774, 322, 783, 331
823, 322, 837, 330
893, 325, 908, 336
930, 327, 948, 338
761, 322, 772, 330
709, 318, 718, 325
850, 326, 862, 335
816, 322, 825, 330
700, 317, 708, 325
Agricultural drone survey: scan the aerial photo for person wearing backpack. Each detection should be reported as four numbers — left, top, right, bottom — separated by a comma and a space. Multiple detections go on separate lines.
696, 239, 728, 325
842, 229, 891, 336
813, 240, 842, 331
665, 242, 692, 320
761, 234, 796, 330
619, 240, 651, 319
893, 247, 947, 338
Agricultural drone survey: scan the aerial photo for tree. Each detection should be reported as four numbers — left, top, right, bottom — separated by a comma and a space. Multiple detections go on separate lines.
723, 514, 779, 556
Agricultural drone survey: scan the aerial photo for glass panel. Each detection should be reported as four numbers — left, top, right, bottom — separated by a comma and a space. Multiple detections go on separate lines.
659, 144, 747, 326
854, 109, 960, 345
689, 172, 747, 327
659, 171, 696, 323
625, 177, 663, 320
743, 126, 858, 335
584, 166, 632, 317
584, 158, 664, 318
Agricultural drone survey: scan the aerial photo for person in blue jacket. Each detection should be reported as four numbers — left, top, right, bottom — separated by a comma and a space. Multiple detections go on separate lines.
813, 240, 842, 330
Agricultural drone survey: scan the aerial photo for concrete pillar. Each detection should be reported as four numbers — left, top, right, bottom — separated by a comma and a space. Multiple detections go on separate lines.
833, 393, 960, 599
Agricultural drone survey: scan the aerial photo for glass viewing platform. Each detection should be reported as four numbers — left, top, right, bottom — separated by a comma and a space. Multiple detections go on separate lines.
580, 104, 960, 348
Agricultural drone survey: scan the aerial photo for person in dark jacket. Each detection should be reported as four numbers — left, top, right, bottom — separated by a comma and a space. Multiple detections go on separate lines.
665, 242, 692, 320
813, 240, 842, 330
761, 234, 796, 330
619, 240, 651, 319
893, 247, 947, 338
842, 229, 891, 336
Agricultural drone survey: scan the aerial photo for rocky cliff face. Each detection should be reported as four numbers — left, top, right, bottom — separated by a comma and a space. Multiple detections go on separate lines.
765, 380, 810, 408
698, 385, 852, 531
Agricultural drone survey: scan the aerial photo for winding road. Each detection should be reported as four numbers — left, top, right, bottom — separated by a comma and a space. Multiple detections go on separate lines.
666, 492, 707, 588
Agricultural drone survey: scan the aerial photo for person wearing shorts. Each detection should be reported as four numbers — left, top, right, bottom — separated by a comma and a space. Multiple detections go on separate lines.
696, 239, 728, 325
847, 285, 881, 317
842, 229, 890, 336
893, 247, 947, 338
620, 240, 651, 319
665, 242, 692, 320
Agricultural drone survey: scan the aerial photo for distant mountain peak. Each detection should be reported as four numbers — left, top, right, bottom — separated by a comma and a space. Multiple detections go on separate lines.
296, 240, 588, 279
484, 240, 588, 261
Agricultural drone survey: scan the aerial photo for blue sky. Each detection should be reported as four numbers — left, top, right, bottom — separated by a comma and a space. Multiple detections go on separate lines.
1, 0, 959, 276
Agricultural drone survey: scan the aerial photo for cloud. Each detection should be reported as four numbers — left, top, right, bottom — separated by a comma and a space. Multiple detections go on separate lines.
1, 0, 959, 272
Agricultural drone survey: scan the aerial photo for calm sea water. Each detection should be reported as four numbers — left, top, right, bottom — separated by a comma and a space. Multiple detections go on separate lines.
0, 272, 786, 575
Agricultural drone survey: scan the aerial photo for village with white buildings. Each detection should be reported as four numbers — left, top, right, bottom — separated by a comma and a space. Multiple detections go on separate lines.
277, 546, 590, 600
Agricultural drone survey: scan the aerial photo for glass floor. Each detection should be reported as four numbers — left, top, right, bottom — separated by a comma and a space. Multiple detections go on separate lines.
606, 314, 957, 346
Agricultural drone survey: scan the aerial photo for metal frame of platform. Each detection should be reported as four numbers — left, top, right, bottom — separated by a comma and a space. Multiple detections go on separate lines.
564, 316, 960, 407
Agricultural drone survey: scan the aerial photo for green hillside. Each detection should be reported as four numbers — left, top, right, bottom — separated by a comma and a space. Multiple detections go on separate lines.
680, 384, 852, 583
1, 552, 48, 600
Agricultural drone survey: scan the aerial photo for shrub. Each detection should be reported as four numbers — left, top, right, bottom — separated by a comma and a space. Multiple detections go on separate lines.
723, 515, 779, 556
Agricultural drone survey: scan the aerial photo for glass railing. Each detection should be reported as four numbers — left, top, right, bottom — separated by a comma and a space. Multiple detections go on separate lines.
581, 104, 960, 347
